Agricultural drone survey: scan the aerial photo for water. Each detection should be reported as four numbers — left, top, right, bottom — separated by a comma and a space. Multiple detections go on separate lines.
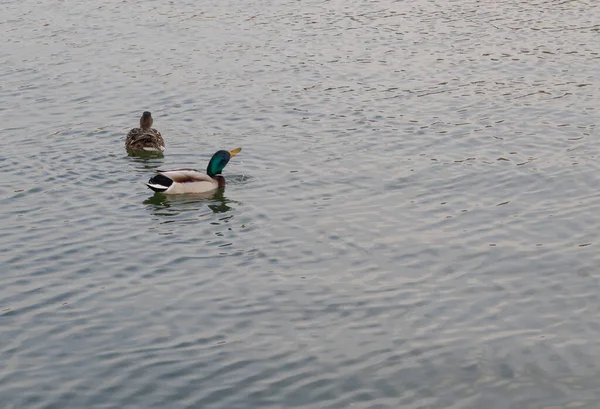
2, 0, 600, 407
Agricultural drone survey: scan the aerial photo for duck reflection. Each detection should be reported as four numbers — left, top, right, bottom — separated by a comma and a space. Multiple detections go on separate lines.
144, 188, 236, 217
127, 149, 164, 159
127, 151, 164, 173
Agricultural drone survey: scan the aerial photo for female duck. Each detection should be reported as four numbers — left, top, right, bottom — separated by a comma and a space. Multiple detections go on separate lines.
125, 111, 165, 153
146, 148, 242, 194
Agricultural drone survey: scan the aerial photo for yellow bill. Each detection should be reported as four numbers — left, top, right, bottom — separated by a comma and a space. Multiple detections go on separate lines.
230, 147, 242, 157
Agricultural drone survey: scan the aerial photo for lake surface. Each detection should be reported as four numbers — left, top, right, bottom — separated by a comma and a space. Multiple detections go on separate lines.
2, 0, 600, 408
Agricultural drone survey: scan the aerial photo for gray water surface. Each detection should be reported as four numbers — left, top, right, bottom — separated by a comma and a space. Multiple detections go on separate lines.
3, 1, 600, 408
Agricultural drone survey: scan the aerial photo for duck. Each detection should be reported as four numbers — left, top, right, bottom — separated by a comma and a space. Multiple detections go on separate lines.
125, 111, 165, 153
146, 148, 242, 194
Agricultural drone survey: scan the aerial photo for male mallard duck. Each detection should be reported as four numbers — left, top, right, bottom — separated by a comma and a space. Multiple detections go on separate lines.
146, 148, 242, 194
125, 111, 165, 152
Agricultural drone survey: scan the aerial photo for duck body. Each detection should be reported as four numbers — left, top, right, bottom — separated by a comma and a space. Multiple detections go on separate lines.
146, 148, 241, 194
126, 111, 165, 153
147, 169, 223, 193
126, 128, 165, 152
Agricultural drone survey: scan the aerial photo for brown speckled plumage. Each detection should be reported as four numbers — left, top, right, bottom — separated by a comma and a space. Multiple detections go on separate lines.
125, 111, 165, 152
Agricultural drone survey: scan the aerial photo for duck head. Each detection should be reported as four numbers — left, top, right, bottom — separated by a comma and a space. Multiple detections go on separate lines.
140, 111, 153, 129
207, 147, 242, 178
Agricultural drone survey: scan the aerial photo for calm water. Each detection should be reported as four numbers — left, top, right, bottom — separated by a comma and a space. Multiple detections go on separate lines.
2, 0, 600, 408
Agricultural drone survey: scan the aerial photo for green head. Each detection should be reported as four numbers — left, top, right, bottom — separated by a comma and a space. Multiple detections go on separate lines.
206, 147, 242, 176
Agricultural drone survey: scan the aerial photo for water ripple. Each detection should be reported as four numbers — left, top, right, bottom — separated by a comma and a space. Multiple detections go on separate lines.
3, 0, 600, 408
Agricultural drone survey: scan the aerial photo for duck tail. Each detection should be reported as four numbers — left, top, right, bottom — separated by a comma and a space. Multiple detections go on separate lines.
146, 174, 173, 192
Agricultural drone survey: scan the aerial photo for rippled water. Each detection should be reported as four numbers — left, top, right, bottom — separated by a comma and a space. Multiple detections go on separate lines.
2, 0, 600, 408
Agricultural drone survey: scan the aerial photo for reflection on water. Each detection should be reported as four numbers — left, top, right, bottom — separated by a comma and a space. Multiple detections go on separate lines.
144, 189, 235, 218
127, 149, 164, 160
127, 153, 164, 173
